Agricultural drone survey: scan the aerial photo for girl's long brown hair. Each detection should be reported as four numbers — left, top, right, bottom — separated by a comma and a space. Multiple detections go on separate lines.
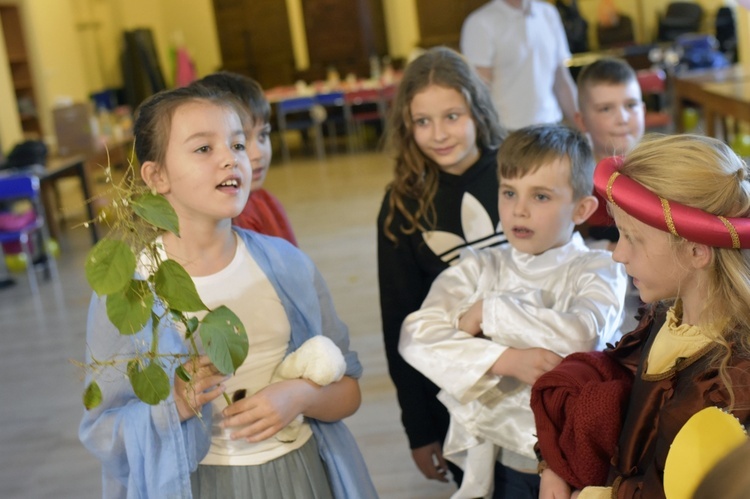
382, 47, 505, 243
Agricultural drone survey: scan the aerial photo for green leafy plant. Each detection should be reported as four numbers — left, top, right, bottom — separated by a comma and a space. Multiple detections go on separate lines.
80, 163, 248, 410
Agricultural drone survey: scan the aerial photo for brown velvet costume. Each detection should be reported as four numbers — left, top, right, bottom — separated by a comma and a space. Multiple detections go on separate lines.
606, 304, 750, 498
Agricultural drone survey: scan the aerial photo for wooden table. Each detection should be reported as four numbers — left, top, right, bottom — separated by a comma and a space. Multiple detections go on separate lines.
42, 154, 99, 245
673, 65, 750, 139
42, 136, 135, 246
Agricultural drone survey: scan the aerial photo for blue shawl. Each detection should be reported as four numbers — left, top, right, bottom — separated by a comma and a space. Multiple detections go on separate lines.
79, 229, 378, 498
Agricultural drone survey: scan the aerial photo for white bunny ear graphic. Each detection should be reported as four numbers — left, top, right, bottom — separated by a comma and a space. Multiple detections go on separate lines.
664, 406, 747, 499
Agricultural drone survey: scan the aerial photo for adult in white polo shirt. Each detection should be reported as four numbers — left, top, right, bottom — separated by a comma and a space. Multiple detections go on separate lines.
460, 0, 578, 131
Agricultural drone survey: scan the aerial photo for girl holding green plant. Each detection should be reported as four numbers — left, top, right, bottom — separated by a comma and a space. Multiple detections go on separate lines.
79, 84, 375, 498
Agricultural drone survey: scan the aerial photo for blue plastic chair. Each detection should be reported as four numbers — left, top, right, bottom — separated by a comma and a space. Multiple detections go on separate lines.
315, 91, 346, 154
0, 174, 58, 293
276, 96, 326, 162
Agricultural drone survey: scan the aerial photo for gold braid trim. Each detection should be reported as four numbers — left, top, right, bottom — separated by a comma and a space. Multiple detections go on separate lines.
719, 216, 741, 249
660, 198, 679, 237
606, 172, 620, 207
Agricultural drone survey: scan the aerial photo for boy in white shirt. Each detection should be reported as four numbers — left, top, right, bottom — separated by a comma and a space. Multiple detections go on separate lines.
399, 124, 627, 499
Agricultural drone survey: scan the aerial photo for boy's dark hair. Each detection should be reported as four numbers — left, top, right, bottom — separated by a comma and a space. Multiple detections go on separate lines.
498, 124, 594, 200
196, 71, 270, 124
133, 84, 244, 166
577, 57, 637, 109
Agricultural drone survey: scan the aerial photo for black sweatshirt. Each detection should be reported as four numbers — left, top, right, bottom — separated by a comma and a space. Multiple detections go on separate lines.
377, 149, 507, 449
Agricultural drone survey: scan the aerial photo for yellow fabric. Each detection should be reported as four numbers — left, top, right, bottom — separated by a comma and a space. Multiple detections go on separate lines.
646, 302, 714, 375
577, 486, 612, 499
664, 407, 747, 499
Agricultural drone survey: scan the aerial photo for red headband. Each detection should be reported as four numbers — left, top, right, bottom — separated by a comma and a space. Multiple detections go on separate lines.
593, 156, 750, 249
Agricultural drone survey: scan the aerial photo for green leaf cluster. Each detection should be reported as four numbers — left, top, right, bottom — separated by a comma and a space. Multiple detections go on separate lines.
82, 184, 248, 410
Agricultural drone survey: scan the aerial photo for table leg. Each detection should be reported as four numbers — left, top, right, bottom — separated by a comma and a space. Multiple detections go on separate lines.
674, 94, 685, 133
76, 161, 100, 244
705, 110, 716, 139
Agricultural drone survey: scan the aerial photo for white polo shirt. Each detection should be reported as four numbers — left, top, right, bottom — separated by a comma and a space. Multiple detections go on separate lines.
460, 0, 571, 130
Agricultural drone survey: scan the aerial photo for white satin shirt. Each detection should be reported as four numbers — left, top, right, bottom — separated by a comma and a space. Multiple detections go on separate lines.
399, 233, 627, 466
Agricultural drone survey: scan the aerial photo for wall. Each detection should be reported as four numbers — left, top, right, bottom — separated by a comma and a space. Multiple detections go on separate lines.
286, 0, 309, 70
160, 0, 221, 78
23, 0, 89, 144
283, 0, 420, 70
382, 0, 420, 60
0, 6, 22, 154
739, 2, 750, 66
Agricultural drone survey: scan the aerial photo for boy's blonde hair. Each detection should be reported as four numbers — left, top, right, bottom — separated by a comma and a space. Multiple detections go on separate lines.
621, 134, 750, 408
498, 124, 594, 200
577, 57, 638, 110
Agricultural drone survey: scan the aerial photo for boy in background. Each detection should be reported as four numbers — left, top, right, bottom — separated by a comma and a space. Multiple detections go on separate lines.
399, 124, 627, 499
574, 57, 645, 246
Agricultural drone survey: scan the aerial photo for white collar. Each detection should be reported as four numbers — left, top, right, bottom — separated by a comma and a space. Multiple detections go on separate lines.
510, 232, 588, 276
499, 0, 532, 15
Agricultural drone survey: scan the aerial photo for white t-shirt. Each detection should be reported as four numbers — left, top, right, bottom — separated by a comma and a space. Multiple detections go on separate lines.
140, 235, 312, 466
460, 0, 571, 130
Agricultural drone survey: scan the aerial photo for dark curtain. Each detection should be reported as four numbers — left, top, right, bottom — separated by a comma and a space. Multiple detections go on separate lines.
121, 29, 167, 109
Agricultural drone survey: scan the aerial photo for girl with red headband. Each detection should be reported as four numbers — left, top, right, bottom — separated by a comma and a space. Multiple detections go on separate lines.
532, 134, 750, 499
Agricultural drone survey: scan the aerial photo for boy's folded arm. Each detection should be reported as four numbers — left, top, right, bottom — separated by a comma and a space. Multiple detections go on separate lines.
482, 258, 628, 355
400, 305, 507, 404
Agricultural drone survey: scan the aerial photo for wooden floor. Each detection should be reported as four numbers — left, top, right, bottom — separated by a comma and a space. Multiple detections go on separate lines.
0, 149, 457, 498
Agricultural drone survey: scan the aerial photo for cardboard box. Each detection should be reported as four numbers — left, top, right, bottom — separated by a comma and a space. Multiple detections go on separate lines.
53, 103, 94, 157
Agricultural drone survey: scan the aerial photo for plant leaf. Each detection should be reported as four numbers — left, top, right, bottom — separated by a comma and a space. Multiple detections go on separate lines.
106, 279, 154, 335
186, 316, 199, 334
83, 381, 102, 410
131, 192, 180, 236
128, 360, 170, 405
175, 364, 191, 383
199, 305, 248, 375
85, 239, 135, 295
154, 260, 206, 312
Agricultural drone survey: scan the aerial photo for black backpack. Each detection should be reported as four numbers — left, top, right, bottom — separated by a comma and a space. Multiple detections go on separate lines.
556, 0, 589, 54
5, 140, 48, 169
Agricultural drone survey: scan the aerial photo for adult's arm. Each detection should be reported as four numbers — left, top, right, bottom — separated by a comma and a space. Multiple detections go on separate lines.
550, 4, 578, 125
460, 10, 494, 88
554, 64, 578, 126
399, 250, 506, 405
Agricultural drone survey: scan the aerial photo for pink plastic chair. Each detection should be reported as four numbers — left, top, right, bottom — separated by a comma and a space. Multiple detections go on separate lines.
0, 174, 58, 293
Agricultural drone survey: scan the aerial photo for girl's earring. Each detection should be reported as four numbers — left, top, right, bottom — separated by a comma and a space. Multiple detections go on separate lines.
150, 185, 158, 195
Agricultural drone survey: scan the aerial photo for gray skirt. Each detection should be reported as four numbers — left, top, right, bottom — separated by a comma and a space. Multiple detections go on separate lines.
191, 436, 334, 498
